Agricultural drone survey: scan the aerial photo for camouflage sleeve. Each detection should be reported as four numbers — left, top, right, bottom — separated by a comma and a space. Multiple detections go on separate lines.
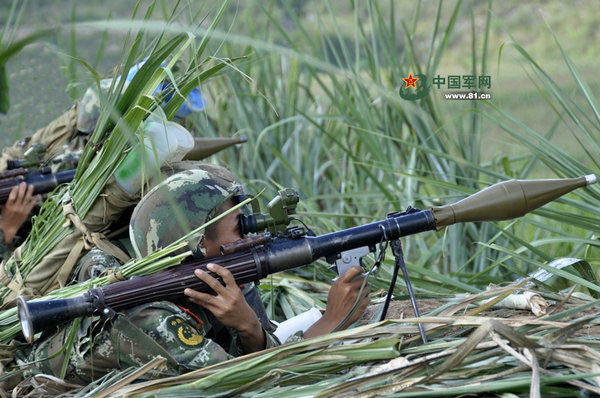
224, 325, 281, 358
104, 302, 279, 375
0, 220, 16, 261
265, 328, 282, 348
16, 252, 281, 381
71, 247, 123, 283
283, 331, 305, 344
178, 282, 282, 358
73, 251, 280, 358
232, 282, 281, 354
125, 302, 233, 372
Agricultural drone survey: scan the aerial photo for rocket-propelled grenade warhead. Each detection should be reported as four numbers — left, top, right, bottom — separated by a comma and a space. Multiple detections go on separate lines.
183, 135, 247, 161
431, 174, 597, 229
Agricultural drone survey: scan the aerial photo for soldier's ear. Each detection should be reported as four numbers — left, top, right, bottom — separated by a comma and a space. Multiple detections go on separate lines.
188, 233, 206, 259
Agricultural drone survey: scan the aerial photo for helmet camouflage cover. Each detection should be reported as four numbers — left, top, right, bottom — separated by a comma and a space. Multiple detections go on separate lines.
129, 164, 243, 258
77, 78, 126, 134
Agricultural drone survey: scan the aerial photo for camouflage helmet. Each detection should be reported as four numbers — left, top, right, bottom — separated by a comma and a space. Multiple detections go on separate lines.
129, 163, 243, 258
77, 78, 127, 134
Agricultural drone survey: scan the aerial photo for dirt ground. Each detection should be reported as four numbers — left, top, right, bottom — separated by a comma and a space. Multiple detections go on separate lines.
360, 299, 445, 322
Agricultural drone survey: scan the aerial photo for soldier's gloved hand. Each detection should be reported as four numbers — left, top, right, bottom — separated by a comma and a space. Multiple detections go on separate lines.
0, 182, 39, 244
184, 263, 266, 353
304, 266, 370, 339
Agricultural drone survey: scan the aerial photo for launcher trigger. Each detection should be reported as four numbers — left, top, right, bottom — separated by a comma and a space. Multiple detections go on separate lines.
329, 246, 372, 280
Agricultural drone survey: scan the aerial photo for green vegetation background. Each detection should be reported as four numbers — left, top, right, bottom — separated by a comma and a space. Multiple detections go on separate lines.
0, 2, 599, 395
2, 0, 598, 161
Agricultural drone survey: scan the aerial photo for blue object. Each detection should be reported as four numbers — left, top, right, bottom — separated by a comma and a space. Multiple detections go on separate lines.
126, 58, 206, 118
125, 59, 152, 82
174, 87, 207, 119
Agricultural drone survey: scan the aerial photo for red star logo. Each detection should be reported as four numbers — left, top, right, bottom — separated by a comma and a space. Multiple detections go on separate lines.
402, 73, 419, 89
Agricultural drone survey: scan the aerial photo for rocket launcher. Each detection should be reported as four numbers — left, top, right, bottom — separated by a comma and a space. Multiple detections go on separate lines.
17, 174, 597, 343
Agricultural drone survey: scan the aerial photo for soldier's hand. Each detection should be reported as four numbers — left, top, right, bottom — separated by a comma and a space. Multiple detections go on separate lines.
0, 183, 39, 244
304, 266, 370, 338
184, 263, 265, 353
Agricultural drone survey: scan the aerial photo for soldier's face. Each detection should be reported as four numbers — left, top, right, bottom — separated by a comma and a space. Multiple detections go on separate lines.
202, 199, 242, 257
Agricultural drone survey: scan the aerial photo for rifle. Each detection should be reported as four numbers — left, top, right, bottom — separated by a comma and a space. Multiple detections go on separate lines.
17, 174, 597, 343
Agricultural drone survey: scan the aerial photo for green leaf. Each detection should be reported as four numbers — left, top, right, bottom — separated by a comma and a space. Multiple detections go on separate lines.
0, 65, 8, 114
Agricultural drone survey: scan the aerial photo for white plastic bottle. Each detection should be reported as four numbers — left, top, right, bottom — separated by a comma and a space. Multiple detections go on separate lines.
115, 120, 194, 194
272, 307, 323, 343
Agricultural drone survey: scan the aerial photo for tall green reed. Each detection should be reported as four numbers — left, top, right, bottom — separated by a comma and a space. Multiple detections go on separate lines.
184, 0, 599, 314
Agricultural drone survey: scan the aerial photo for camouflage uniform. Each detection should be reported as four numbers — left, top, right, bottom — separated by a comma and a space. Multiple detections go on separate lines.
15, 287, 276, 384
15, 165, 280, 383
0, 229, 18, 262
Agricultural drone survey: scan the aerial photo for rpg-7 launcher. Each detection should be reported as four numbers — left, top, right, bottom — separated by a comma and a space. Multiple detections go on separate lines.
0, 144, 76, 204
18, 174, 597, 343
0, 133, 246, 205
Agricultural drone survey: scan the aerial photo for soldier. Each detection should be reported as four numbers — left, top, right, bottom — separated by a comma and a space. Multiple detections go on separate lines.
12, 163, 369, 384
